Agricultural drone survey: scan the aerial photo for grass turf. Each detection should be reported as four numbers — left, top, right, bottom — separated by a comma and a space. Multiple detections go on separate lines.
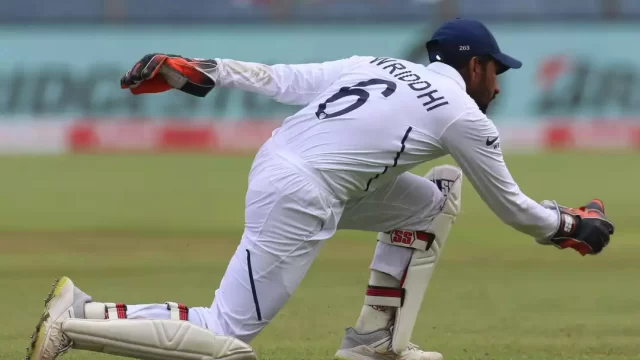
0, 152, 638, 360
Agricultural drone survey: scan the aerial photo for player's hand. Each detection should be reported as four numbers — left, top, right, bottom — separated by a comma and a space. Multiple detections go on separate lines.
539, 199, 614, 256
120, 53, 217, 97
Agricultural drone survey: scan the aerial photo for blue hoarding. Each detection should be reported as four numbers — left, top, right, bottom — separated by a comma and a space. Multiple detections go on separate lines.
2, 23, 639, 124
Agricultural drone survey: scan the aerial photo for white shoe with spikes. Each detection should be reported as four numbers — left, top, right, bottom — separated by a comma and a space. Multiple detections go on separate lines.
26, 277, 89, 360
335, 327, 443, 360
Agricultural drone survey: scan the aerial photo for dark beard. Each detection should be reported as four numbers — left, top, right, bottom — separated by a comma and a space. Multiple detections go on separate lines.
466, 70, 492, 115
466, 84, 489, 114
469, 92, 489, 114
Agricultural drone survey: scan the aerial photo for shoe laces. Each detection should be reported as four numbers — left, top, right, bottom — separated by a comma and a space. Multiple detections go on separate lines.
54, 336, 73, 358
387, 324, 421, 352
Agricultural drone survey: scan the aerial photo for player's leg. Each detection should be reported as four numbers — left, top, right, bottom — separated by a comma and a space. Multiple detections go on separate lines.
335, 165, 463, 360
26, 140, 341, 360
26, 276, 256, 360
203, 224, 328, 342
202, 141, 341, 343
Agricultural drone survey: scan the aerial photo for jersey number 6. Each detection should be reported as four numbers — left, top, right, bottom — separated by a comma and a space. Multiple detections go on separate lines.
316, 78, 397, 120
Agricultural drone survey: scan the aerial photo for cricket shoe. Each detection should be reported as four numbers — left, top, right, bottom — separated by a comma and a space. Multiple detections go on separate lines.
335, 327, 443, 360
26, 276, 91, 360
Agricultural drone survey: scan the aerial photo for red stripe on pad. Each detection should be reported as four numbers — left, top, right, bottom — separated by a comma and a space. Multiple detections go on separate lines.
116, 304, 127, 319
366, 287, 403, 298
178, 303, 189, 321
415, 231, 433, 242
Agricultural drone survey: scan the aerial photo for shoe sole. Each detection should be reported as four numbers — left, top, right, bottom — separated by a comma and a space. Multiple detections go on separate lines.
335, 348, 444, 360
25, 277, 70, 360
335, 349, 382, 360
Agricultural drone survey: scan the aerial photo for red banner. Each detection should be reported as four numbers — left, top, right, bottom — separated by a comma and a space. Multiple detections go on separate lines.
67, 120, 281, 153
542, 121, 640, 150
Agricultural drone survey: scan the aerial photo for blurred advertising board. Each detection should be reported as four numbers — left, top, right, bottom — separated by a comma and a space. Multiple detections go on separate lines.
1, 23, 639, 152
1, 120, 638, 155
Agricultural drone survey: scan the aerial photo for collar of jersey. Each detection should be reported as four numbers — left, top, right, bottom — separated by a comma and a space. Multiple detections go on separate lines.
425, 62, 466, 91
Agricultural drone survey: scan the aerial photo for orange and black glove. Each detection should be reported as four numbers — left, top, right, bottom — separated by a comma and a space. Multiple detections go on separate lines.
120, 53, 217, 97
543, 199, 614, 256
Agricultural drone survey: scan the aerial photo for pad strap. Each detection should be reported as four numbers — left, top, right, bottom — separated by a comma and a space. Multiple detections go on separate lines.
364, 286, 405, 308
104, 303, 127, 319
165, 302, 189, 321
378, 230, 435, 251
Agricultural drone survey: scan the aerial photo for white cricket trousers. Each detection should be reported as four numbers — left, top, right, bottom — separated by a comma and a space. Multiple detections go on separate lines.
189, 138, 444, 343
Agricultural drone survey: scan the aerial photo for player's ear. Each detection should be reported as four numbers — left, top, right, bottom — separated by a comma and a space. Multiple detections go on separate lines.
470, 57, 483, 76
463, 57, 479, 83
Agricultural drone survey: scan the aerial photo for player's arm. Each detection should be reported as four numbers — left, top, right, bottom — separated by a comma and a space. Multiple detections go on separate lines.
120, 53, 355, 105
439, 110, 614, 255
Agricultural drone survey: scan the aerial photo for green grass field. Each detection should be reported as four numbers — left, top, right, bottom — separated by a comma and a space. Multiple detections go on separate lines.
1, 152, 638, 360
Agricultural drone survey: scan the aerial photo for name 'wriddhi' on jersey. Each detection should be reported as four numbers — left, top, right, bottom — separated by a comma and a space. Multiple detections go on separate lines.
262, 56, 464, 200
368, 57, 449, 112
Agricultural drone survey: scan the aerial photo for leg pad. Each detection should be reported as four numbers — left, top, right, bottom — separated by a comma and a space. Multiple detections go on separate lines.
63, 318, 257, 360
369, 165, 463, 354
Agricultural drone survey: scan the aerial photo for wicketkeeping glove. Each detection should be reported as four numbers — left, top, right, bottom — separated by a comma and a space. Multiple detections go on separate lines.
120, 53, 218, 97
538, 199, 615, 256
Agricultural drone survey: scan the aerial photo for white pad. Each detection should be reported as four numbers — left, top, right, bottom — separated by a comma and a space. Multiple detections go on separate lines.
85, 302, 107, 319
62, 318, 257, 360
377, 164, 463, 354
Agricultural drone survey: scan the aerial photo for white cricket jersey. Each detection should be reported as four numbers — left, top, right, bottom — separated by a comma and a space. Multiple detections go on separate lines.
210, 56, 559, 239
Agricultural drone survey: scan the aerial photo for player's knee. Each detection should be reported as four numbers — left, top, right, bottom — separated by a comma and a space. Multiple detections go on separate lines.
401, 179, 446, 231
217, 317, 266, 344
378, 165, 463, 252
205, 303, 268, 344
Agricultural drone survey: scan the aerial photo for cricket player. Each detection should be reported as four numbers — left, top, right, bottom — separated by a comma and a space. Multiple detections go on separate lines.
27, 18, 614, 360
